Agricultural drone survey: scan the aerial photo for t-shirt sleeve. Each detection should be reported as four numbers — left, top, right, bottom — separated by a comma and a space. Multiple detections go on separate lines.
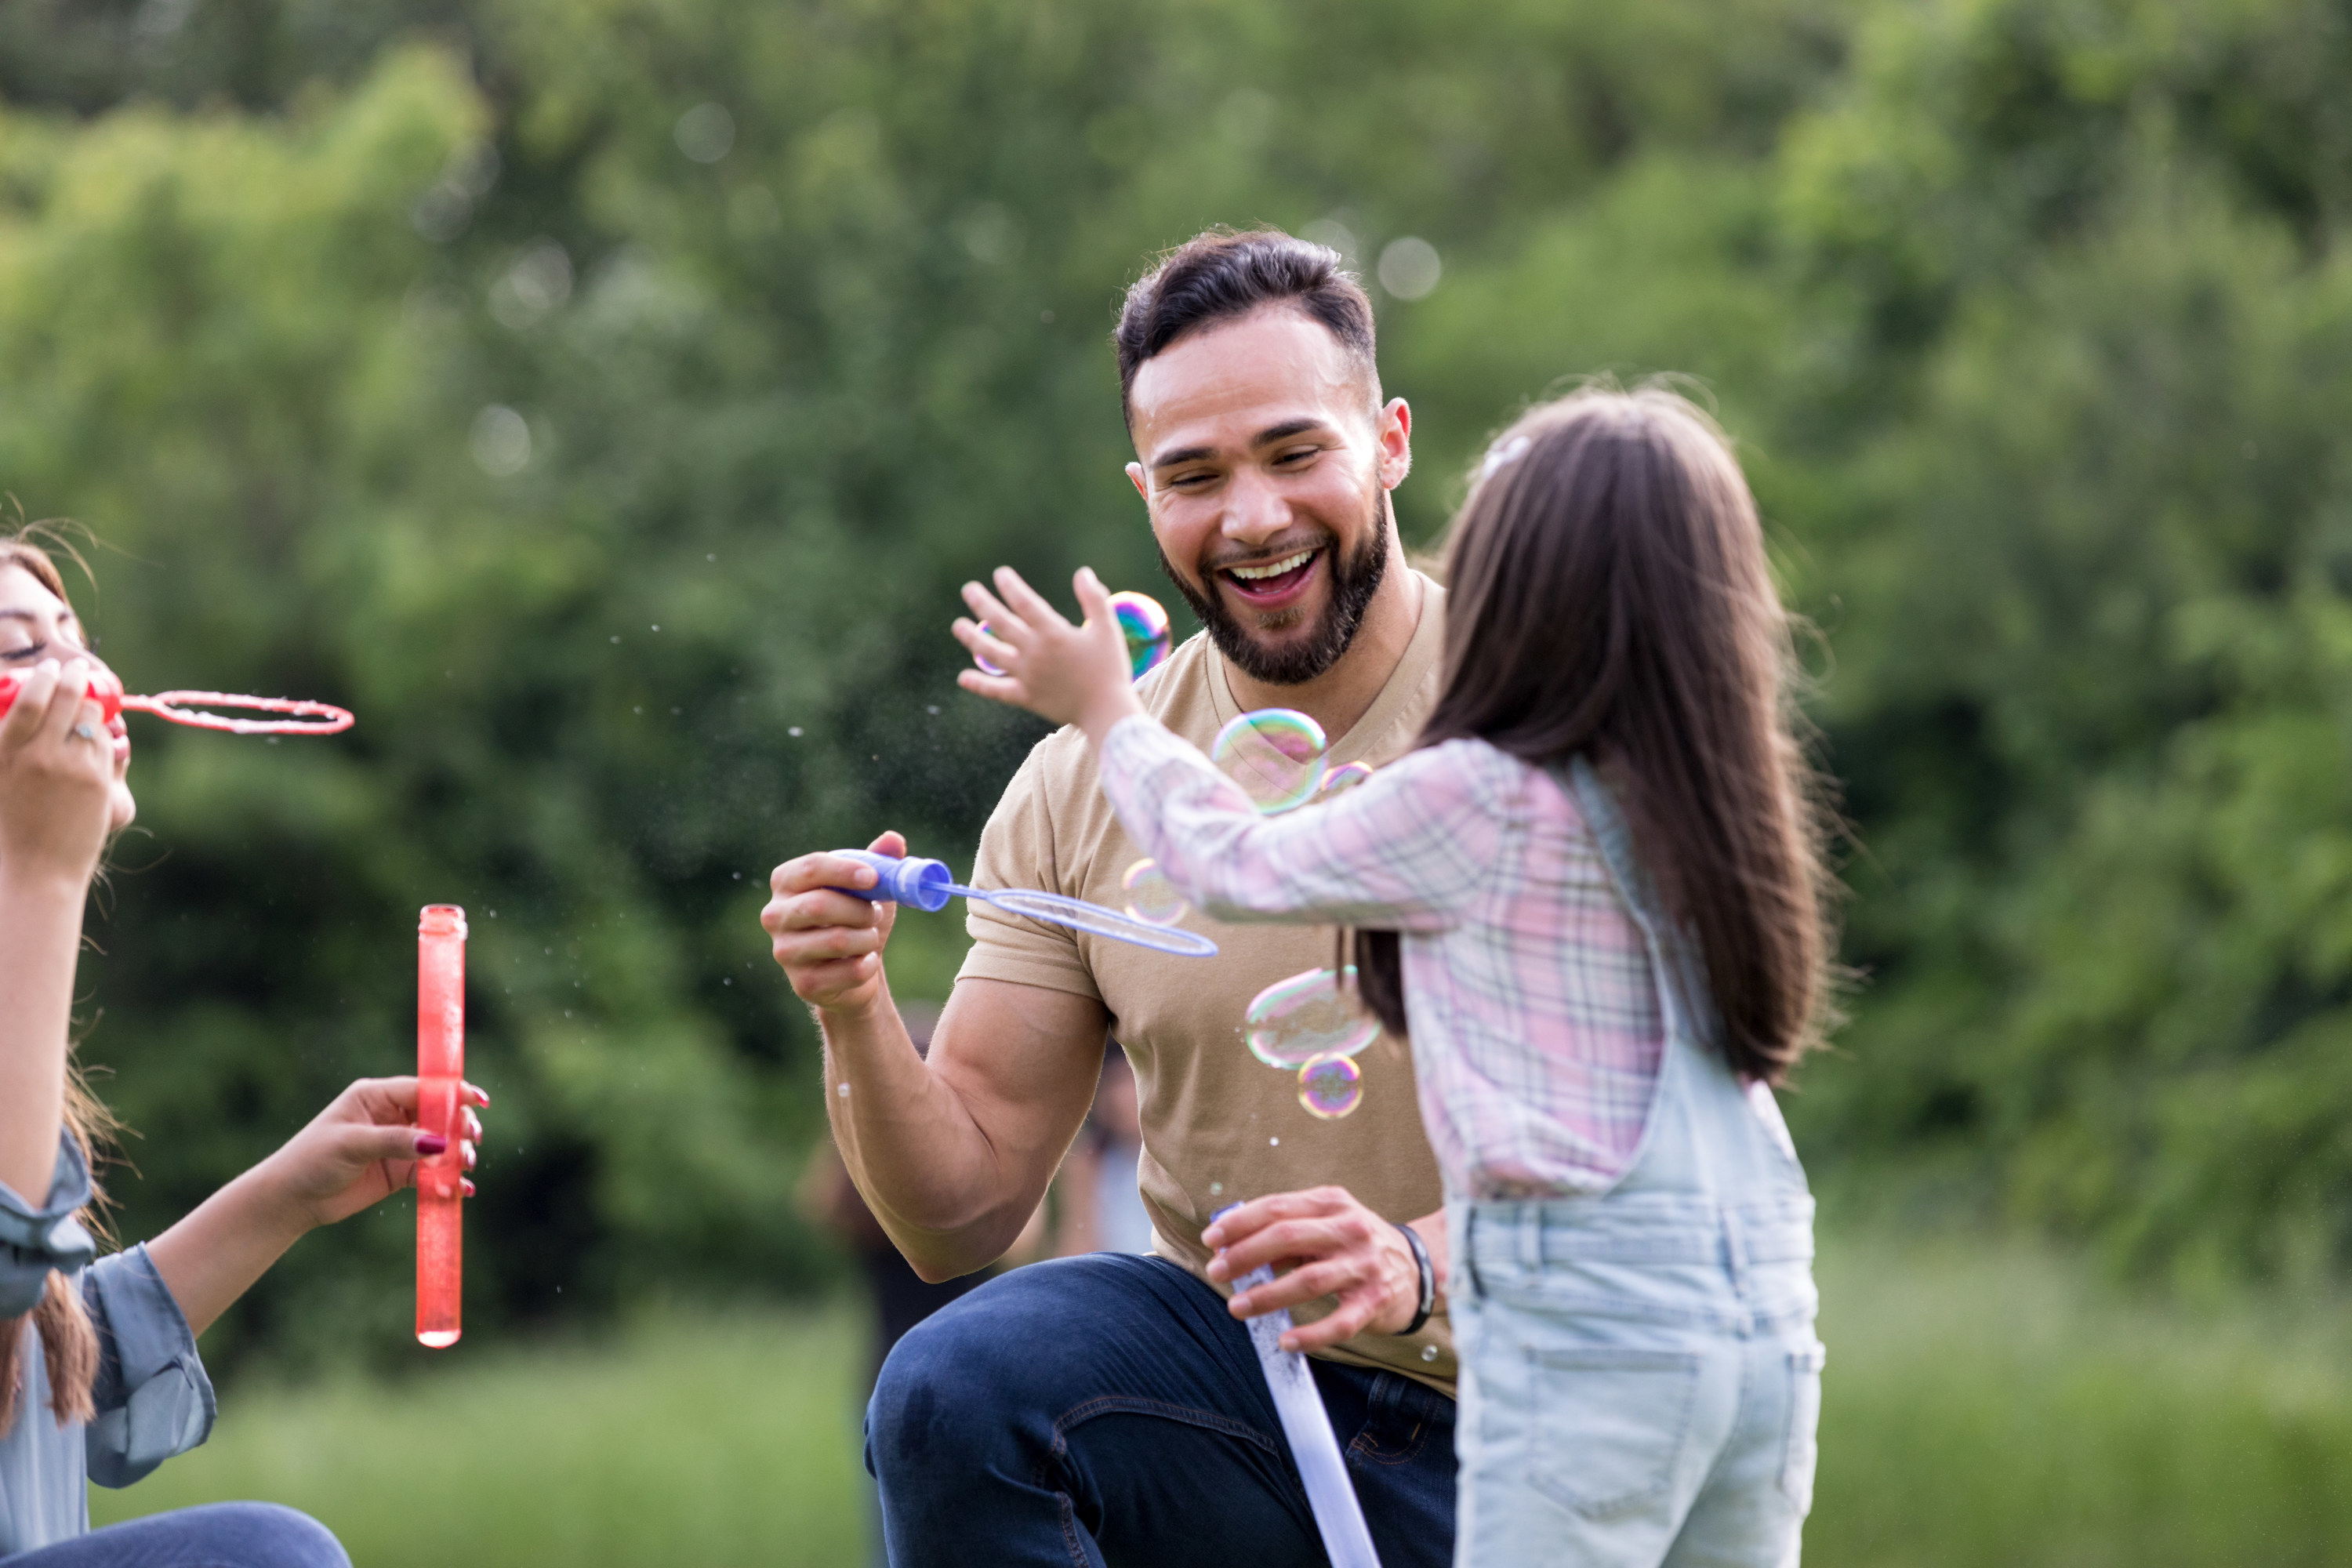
954, 739, 1102, 1001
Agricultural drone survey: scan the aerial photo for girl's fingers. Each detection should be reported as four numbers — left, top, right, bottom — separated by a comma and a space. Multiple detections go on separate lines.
992, 566, 1069, 630
463, 1082, 490, 1108
1073, 566, 1114, 626
960, 580, 1022, 639
953, 619, 1021, 672
956, 669, 1032, 706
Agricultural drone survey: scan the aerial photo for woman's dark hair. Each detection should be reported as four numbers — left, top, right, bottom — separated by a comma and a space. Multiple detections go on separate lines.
1353, 387, 1839, 1084
1113, 228, 1377, 428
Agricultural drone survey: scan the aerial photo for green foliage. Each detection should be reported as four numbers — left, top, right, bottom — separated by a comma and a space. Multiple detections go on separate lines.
2, 0, 2350, 1370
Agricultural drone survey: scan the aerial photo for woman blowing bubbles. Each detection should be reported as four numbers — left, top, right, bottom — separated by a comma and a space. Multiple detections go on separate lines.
0, 535, 487, 1566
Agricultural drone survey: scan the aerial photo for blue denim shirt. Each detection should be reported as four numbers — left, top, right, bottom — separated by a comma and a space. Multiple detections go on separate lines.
0, 1132, 216, 1556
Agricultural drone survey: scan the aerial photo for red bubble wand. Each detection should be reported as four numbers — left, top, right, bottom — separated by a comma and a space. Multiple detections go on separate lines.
0, 668, 354, 735
416, 906, 467, 1348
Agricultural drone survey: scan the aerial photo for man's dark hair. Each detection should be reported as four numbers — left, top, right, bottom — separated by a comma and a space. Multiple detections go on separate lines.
1114, 228, 1378, 427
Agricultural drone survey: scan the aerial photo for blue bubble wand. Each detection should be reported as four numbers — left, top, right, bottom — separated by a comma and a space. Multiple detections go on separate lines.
831, 849, 1218, 959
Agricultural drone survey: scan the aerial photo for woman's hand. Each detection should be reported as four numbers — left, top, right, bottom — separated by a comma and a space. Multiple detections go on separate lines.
0, 656, 113, 887
147, 1076, 491, 1336
955, 567, 1145, 744
256, 1076, 489, 1230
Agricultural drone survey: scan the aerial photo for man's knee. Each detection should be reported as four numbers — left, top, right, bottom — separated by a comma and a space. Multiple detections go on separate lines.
868, 1286, 1029, 1475
192, 1502, 352, 1568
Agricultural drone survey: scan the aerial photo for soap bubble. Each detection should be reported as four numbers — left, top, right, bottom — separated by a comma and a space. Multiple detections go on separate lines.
1421, 1344, 1439, 1362
1245, 966, 1380, 1068
1109, 590, 1174, 680
1212, 708, 1328, 812
1315, 760, 1375, 801
1298, 1053, 1363, 1119
1121, 858, 1187, 925
973, 621, 1007, 677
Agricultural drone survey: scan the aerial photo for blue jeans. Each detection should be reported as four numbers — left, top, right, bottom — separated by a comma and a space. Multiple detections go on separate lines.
6, 1504, 349, 1566
867, 1253, 1456, 1567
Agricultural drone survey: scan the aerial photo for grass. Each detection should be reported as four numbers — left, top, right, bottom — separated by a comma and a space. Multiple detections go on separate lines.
89, 1308, 872, 1567
89, 1234, 2352, 1566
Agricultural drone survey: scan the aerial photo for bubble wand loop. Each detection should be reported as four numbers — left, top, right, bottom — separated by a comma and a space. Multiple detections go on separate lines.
0, 670, 354, 735
416, 906, 466, 1349
829, 849, 1218, 959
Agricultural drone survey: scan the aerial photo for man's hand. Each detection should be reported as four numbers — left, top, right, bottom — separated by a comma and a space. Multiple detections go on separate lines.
953, 566, 1145, 744
1202, 1186, 1443, 1354
764, 830, 907, 1012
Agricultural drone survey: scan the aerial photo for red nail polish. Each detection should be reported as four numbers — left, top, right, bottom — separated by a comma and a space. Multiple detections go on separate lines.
416, 1134, 449, 1155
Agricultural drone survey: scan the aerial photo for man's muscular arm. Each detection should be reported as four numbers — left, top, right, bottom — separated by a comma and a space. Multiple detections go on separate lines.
765, 831, 1106, 1282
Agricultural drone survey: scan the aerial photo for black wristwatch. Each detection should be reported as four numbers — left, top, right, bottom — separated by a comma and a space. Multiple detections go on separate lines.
1393, 1221, 1436, 1337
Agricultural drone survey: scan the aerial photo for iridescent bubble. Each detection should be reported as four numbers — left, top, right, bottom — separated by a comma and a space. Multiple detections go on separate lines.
1245, 966, 1380, 1068
973, 620, 1006, 677
1108, 590, 1174, 680
1211, 708, 1328, 813
1121, 858, 1188, 926
1421, 1344, 1439, 1362
1298, 1053, 1363, 1119
1315, 760, 1375, 801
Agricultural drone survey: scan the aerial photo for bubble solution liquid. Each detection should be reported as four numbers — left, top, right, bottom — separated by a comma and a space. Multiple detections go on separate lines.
416, 905, 466, 1348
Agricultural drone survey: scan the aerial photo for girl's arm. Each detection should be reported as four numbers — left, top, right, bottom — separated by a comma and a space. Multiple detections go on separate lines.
145, 1076, 486, 1335
955, 567, 1508, 929
0, 657, 114, 1202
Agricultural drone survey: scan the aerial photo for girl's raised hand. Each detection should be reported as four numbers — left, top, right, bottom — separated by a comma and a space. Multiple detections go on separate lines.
256, 1076, 489, 1230
954, 567, 1145, 742
0, 657, 113, 885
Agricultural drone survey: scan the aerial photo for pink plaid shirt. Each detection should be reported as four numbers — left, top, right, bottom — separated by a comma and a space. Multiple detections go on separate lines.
1098, 716, 1664, 1199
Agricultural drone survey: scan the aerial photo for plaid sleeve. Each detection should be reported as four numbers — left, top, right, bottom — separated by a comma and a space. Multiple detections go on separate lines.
1096, 717, 1512, 933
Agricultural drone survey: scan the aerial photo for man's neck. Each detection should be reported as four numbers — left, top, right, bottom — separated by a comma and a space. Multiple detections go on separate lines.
1222, 540, 1424, 743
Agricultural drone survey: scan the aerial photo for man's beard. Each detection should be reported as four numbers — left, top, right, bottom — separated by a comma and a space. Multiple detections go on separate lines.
1160, 499, 1392, 687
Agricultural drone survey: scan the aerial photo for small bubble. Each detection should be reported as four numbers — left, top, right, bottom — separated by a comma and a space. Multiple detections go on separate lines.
789, 726, 804, 737
1210, 1181, 1223, 1196
927, 705, 941, 715
633, 706, 642, 714
837, 1082, 851, 1098
652, 625, 660, 632
1269, 1137, 1279, 1147
733, 872, 742, 880
611, 636, 620, 643
706, 553, 717, 561
1421, 1345, 1438, 1362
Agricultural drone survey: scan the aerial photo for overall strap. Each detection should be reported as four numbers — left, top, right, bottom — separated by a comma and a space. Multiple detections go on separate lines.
1556, 755, 1708, 1051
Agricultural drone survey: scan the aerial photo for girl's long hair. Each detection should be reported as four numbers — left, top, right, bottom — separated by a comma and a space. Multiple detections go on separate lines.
1353, 387, 1839, 1084
0, 530, 107, 1431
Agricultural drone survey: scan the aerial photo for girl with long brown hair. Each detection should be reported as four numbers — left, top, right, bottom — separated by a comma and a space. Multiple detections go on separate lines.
0, 534, 488, 1566
957, 385, 1836, 1565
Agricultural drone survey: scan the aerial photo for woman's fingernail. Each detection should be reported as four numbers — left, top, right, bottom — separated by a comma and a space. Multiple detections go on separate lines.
415, 1134, 449, 1155
461, 1179, 477, 1198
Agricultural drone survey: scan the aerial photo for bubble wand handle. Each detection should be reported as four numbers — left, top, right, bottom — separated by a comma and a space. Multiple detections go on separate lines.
1213, 1205, 1384, 1568
826, 849, 1218, 958
416, 906, 466, 1349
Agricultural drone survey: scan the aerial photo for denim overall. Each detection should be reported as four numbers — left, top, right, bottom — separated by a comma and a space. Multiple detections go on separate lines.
1446, 758, 1824, 1566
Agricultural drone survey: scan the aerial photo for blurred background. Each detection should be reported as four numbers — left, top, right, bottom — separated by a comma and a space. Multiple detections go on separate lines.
4, 0, 2351, 1559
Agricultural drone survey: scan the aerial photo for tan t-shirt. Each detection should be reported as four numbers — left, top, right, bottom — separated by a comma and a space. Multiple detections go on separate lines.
957, 573, 1455, 1395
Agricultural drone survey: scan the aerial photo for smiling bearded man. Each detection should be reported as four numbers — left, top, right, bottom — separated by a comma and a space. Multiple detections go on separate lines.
763, 229, 1457, 1567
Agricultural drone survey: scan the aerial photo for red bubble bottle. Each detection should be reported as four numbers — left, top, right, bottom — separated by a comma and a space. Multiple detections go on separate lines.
416, 905, 467, 1348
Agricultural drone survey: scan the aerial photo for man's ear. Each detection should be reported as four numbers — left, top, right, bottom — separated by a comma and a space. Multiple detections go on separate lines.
1126, 461, 1149, 503
1377, 397, 1413, 491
